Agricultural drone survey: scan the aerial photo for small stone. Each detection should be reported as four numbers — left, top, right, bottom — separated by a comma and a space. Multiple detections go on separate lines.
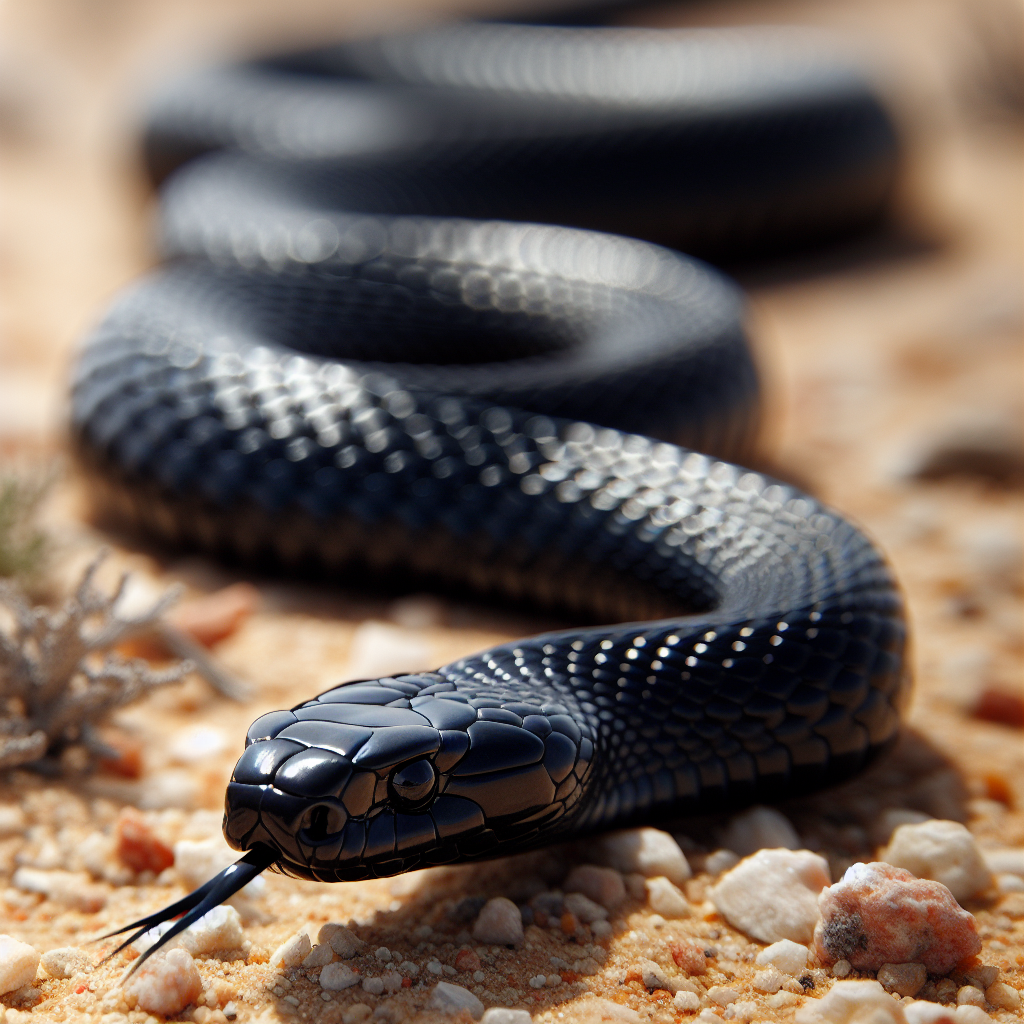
472, 897, 525, 945
645, 877, 690, 919
882, 821, 992, 902
704, 850, 740, 876
722, 806, 800, 856
327, 926, 367, 959
673, 991, 700, 1012
814, 861, 981, 973
878, 962, 928, 997
40, 947, 91, 980
593, 828, 691, 885
637, 958, 675, 992
563, 892, 608, 923
564, 865, 626, 911
707, 986, 740, 1007
994, 872, 1024, 893
269, 930, 312, 969
592, 920, 613, 939
668, 940, 707, 976
952, 1009, 993, 1024
574, 997, 642, 1023
961, 965, 998, 990
480, 1011, 533, 1024
710, 848, 830, 943
123, 948, 202, 1016
981, 848, 1024, 878
755, 939, 809, 976
956, 986, 986, 1008
429, 981, 485, 1020
0, 936, 39, 995
832, 960, 851, 978
795, 979, 904, 1023
361, 977, 384, 995
903, 1003, 956, 1024
303, 944, 335, 969
398, 960, 418, 977
455, 949, 482, 973
752, 967, 785, 994
869, 809, 933, 847
343, 1006, 373, 1024
134, 905, 245, 957
0, 805, 26, 838
375, 946, 392, 962
174, 838, 265, 904
320, 964, 359, 991
985, 981, 1020, 1010
115, 809, 175, 874
11, 868, 106, 912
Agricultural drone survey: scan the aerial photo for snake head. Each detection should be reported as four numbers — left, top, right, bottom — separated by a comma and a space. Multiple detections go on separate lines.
223, 673, 594, 880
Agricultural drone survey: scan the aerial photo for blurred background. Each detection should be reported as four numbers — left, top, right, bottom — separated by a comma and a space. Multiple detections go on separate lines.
0, 0, 1020, 803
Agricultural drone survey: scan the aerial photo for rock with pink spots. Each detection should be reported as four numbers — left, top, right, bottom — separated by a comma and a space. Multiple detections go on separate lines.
814, 861, 981, 974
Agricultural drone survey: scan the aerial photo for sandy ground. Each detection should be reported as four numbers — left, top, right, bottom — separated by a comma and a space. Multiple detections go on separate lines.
0, 0, 1021, 1021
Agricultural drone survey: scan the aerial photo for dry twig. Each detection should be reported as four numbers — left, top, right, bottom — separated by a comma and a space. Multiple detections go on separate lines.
0, 552, 190, 771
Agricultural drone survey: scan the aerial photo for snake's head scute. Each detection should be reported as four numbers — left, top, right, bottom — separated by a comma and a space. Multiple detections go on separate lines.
223, 673, 594, 880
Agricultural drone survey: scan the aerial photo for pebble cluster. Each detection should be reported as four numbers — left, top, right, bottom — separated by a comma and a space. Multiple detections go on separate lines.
0, 794, 1020, 1024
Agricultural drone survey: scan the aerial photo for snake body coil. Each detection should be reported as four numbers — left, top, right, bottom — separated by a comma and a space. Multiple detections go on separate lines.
76, 21, 908, 958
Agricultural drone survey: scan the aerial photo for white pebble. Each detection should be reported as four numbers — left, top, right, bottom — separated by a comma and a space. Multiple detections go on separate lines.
429, 981, 485, 1020
174, 838, 265, 901
707, 985, 740, 1007
795, 979, 904, 1023
134, 905, 245, 957
11, 868, 106, 912
123, 948, 202, 1016
399, 960, 418, 977
326, 925, 367, 959
375, 946, 392, 961
474, 970, 486, 983
645, 876, 690, 919
529, 975, 546, 989
564, 865, 627, 911
427, 960, 442, 975
832, 959, 852, 978
722, 806, 800, 856
752, 967, 785, 994
637, 958, 676, 992
480, 1010, 533, 1024
704, 849, 740, 876
755, 939, 809, 976
593, 828, 691, 885
564, 892, 608, 923
0, 936, 39, 995
382, 970, 403, 992
343, 1005, 373, 1024
303, 943, 334, 969
767, 992, 801, 1010
168, 725, 228, 764
361, 977, 384, 995
882, 820, 992, 902
994, 872, 1024, 894
982, 847, 1024, 878
39, 947, 91, 980
592, 920, 612, 939
472, 896, 524, 945
0, 805, 26, 838
269, 929, 312, 968
672, 991, 700, 1011
710, 848, 830, 943
320, 963, 360, 991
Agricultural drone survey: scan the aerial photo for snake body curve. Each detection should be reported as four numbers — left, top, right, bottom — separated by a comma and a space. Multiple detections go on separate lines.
74, 20, 909, 949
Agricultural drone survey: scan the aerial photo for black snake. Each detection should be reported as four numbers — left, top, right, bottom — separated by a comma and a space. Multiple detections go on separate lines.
72, 18, 909, 963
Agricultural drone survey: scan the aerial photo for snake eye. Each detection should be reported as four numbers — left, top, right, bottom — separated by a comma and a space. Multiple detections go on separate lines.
389, 759, 437, 812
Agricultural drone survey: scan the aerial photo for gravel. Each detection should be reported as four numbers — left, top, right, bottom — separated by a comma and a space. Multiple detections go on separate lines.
644, 876, 689, 918
0, 936, 39, 995
877, 961, 927, 997
882, 820, 993, 902
710, 848, 830, 943
564, 865, 626, 911
563, 892, 608, 924
122, 948, 202, 1016
39, 947, 91, 980
428, 981, 485, 1020
722, 806, 801, 856
11, 868, 106, 912
319, 963, 359, 991
133, 904, 245, 956
795, 979, 903, 1024
480, 1009, 532, 1024
754, 939, 809, 976
592, 828, 691, 885
269, 929, 312, 968
472, 897, 524, 945
814, 861, 981, 973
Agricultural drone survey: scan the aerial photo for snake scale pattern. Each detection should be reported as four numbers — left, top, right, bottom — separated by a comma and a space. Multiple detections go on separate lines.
73, 18, 909, 956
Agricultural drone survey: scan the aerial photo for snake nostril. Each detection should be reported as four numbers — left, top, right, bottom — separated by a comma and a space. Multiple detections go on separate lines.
299, 802, 347, 845
389, 758, 437, 812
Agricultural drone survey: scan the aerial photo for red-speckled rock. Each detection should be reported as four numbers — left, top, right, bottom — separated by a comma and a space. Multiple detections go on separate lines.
814, 862, 981, 974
